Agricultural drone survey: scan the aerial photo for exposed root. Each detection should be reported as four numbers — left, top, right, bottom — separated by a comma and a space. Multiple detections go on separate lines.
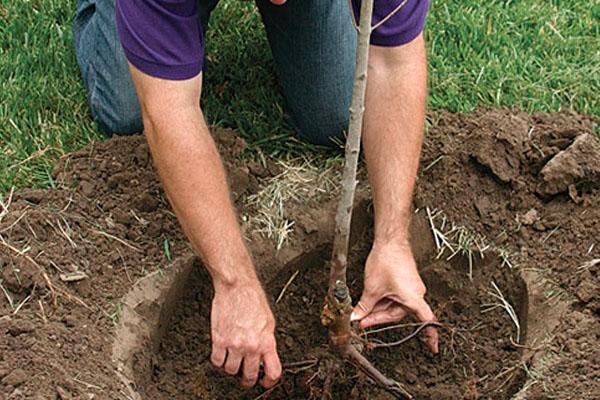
252, 384, 280, 400
362, 321, 435, 336
320, 360, 336, 400
578, 258, 600, 272
91, 229, 143, 253
368, 321, 443, 349
283, 358, 319, 375
275, 269, 300, 304
345, 345, 413, 399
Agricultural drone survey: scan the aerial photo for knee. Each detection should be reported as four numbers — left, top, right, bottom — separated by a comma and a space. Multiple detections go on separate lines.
291, 104, 349, 147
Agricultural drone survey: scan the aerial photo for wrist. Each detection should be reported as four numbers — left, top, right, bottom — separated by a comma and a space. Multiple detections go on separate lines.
373, 232, 411, 252
213, 270, 260, 291
207, 252, 261, 290
370, 239, 416, 268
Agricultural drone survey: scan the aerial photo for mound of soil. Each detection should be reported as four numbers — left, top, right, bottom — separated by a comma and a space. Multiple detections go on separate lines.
0, 108, 598, 399
416, 109, 600, 399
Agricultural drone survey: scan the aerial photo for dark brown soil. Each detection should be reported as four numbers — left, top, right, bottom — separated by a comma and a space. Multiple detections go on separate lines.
0, 109, 598, 400
139, 226, 528, 400
416, 109, 600, 399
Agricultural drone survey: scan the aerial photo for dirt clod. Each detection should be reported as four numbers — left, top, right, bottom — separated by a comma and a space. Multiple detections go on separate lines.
7, 320, 35, 336
2, 369, 28, 387
537, 132, 600, 195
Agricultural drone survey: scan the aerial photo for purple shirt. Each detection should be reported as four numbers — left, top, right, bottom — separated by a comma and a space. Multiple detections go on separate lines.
116, 0, 429, 81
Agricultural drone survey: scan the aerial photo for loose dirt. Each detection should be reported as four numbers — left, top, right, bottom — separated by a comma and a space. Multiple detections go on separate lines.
0, 109, 598, 400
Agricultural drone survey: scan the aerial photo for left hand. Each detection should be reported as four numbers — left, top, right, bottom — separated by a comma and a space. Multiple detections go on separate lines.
351, 242, 439, 353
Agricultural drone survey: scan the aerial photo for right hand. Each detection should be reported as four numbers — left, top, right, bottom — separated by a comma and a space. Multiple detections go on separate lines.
210, 279, 282, 389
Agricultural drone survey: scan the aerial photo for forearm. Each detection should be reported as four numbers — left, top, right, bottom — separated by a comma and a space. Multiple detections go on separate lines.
362, 35, 427, 248
145, 109, 256, 286
129, 67, 256, 289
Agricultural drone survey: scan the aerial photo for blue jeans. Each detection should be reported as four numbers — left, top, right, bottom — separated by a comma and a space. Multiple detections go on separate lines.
73, 0, 357, 146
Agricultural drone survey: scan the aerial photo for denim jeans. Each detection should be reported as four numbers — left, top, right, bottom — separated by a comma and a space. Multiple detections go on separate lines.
73, 0, 357, 146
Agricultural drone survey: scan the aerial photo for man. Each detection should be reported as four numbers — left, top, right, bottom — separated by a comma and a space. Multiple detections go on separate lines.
73, 0, 438, 390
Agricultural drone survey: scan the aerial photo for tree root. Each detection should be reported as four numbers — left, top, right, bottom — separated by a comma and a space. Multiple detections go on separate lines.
345, 345, 413, 399
368, 321, 443, 349
321, 283, 436, 398
320, 359, 336, 400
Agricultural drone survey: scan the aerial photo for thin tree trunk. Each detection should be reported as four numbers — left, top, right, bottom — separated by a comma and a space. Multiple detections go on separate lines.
322, 0, 375, 355
329, 0, 374, 288
321, 1, 414, 398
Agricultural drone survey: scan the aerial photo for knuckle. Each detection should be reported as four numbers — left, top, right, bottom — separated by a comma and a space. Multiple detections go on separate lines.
230, 338, 243, 350
267, 335, 278, 349
212, 340, 225, 350
212, 335, 226, 348
246, 341, 260, 353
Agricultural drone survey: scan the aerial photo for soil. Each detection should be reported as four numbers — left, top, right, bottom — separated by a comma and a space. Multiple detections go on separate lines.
138, 231, 528, 400
0, 108, 598, 400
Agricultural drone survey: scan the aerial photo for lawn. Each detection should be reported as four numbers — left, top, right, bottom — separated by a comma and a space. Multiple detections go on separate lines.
0, 0, 598, 192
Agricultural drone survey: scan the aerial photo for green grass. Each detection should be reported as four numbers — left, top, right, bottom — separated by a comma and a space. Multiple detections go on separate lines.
1, 0, 598, 191
427, 0, 599, 113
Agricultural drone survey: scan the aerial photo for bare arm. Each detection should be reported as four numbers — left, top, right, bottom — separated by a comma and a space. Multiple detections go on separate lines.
352, 34, 439, 353
128, 65, 281, 388
364, 35, 425, 246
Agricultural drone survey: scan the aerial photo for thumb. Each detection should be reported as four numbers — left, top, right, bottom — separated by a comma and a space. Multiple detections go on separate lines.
351, 293, 377, 321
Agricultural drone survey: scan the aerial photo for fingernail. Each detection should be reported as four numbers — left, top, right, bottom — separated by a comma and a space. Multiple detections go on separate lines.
350, 312, 360, 321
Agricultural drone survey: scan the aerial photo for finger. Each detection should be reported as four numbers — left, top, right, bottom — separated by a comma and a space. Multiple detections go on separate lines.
409, 299, 439, 354
353, 299, 393, 323
241, 354, 260, 388
224, 349, 243, 375
260, 347, 282, 389
370, 298, 395, 313
351, 292, 379, 321
211, 343, 226, 368
360, 307, 407, 329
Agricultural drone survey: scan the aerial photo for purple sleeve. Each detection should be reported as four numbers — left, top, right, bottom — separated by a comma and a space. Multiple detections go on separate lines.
352, 0, 430, 47
115, 0, 203, 80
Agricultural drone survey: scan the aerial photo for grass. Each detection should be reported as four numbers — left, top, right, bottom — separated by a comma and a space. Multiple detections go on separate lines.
244, 156, 341, 250
0, 0, 598, 191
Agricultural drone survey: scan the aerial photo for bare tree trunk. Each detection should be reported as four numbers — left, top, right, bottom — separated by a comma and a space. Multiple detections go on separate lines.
329, 0, 374, 289
320, 1, 414, 398
322, 0, 375, 356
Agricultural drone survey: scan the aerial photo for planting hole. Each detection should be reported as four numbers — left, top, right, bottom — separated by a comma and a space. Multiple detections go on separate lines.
125, 214, 529, 399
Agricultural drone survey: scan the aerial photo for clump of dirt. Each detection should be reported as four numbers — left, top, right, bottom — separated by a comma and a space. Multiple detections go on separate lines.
0, 108, 598, 399
537, 133, 600, 196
